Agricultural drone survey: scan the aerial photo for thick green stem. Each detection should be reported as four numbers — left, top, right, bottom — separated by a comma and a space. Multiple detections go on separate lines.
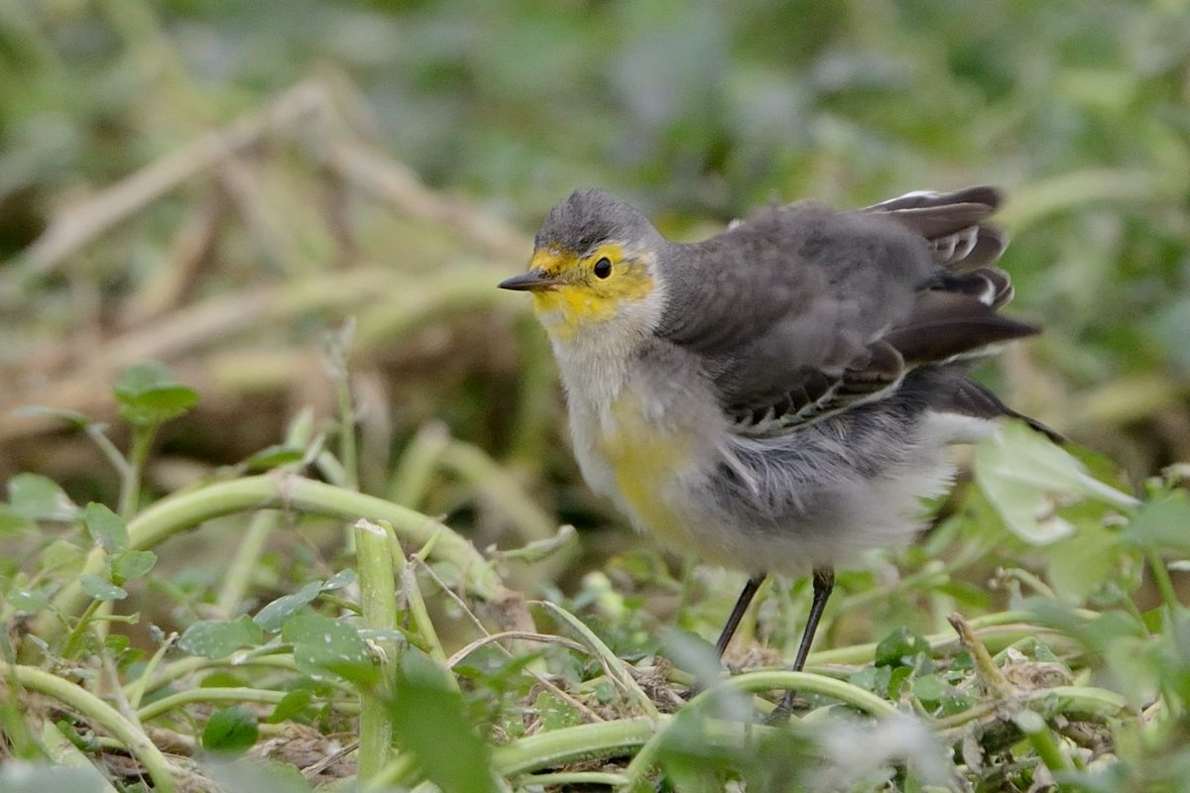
622, 669, 899, 787
808, 610, 1094, 666
688, 669, 898, 718
1, 663, 177, 793
40, 721, 118, 793
519, 771, 629, 787
124, 650, 356, 700
387, 525, 449, 667
491, 717, 660, 776
365, 752, 421, 791
137, 686, 358, 722
39, 474, 505, 637
217, 412, 314, 617
353, 519, 399, 781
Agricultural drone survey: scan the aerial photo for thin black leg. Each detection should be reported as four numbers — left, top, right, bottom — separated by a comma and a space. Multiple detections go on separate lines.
768, 567, 834, 722
684, 574, 766, 700
714, 574, 766, 658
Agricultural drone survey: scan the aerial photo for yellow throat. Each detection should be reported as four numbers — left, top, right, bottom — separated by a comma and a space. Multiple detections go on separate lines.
528, 243, 655, 339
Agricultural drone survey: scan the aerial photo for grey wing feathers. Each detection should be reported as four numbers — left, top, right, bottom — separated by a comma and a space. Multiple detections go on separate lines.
656, 185, 1041, 435
862, 185, 1007, 270
902, 365, 1065, 444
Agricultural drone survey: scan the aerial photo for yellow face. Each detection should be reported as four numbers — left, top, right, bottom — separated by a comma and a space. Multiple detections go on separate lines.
513, 242, 655, 339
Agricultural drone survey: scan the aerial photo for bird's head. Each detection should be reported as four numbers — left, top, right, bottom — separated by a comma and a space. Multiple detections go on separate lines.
500, 189, 667, 342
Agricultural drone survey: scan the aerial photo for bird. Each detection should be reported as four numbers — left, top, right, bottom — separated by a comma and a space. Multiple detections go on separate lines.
499, 186, 1057, 720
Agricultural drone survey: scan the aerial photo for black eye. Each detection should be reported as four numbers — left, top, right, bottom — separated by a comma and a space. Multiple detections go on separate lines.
593, 257, 613, 279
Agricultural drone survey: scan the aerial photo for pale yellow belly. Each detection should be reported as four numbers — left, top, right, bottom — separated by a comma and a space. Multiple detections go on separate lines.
595, 393, 698, 551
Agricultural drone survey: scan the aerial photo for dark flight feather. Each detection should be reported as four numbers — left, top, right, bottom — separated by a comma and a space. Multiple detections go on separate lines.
655, 186, 1047, 436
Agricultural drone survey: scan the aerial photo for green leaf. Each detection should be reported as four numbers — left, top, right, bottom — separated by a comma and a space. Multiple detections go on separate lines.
912, 673, 972, 715
281, 611, 372, 684
875, 626, 930, 668
1124, 490, 1190, 553
887, 665, 914, 699
206, 758, 312, 793
266, 689, 314, 724
83, 502, 128, 554
111, 550, 157, 582
974, 421, 1139, 544
0, 504, 33, 534
321, 569, 356, 591
1047, 523, 1124, 603
0, 764, 109, 793
115, 362, 198, 427
80, 574, 127, 601
534, 690, 582, 731
390, 647, 498, 793
7, 474, 78, 522
179, 616, 265, 659
38, 539, 85, 575
253, 580, 324, 632
202, 706, 259, 755
12, 406, 92, 429
104, 633, 134, 661
7, 588, 50, 614
242, 444, 304, 472
200, 671, 250, 688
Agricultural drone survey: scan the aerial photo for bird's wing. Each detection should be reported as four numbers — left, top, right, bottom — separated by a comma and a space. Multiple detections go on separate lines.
655, 186, 1035, 433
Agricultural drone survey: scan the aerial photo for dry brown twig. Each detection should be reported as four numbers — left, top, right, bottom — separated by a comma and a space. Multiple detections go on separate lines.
122, 187, 228, 327
3, 80, 333, 288
326, 140, 530, 261
1, 75, 533, 452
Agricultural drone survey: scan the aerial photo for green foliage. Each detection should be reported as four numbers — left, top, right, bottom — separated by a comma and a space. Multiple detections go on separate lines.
205, 759, 312, 793
111, 550, 157, 584
240, 445, 305, 473
0, 1, 1188, 791
875, 626, 932, 668
253, 581, 324, 632
281, 611, 373, 685
390, 648, 498, 793
78, 574, 126, 602
252, 572, 355, 631
7, 475, 77, 523
265, 689, 315, 725
178, 616, 265, 659
82, 503, 128, 555
114, 363, 199, 429
201, 706, 259, 755
1126, 490, 1190, 554
974, 421, 1137, 544
0, 765, 108, 793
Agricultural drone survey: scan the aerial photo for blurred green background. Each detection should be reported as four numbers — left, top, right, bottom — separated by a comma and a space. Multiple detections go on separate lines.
1, 0, 1188, 524
2, 6, 1190, 788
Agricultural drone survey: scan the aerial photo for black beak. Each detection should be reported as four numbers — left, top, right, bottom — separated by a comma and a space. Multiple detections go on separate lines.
498, 269, 559, 292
